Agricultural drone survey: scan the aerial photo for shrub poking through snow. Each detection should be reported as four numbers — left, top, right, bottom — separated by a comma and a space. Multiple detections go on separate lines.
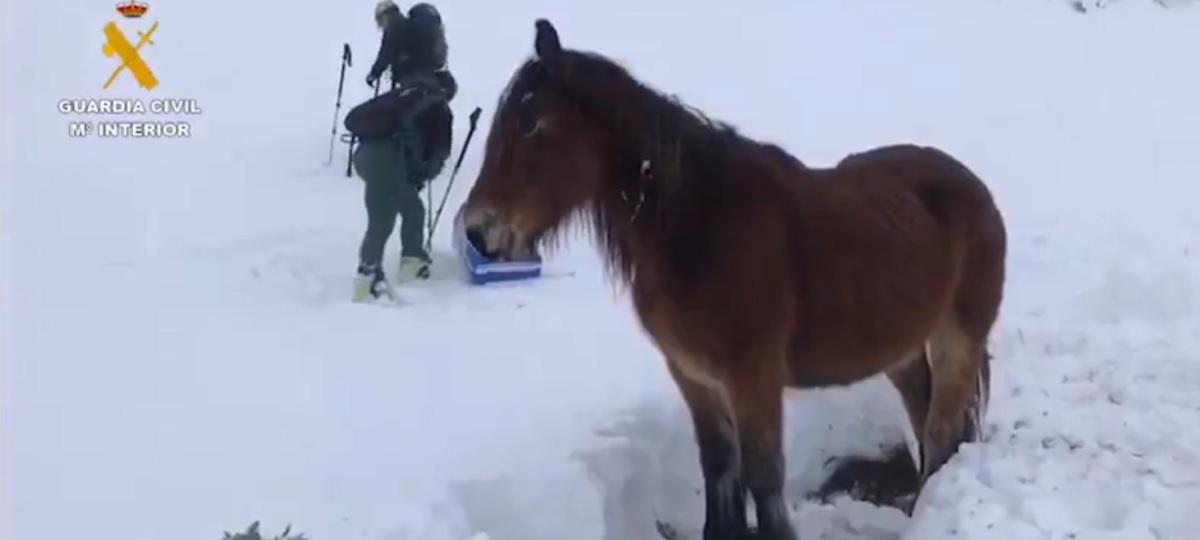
222, 521, 309, 540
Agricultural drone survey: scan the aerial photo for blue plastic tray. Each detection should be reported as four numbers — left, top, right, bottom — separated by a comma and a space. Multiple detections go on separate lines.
453, 207, 543, 285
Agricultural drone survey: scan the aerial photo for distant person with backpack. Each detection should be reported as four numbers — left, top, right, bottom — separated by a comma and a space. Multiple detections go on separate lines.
347, 1, 456, 302
367, 1, 449, 91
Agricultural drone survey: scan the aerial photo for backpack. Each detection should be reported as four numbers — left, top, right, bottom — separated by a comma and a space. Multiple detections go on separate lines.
406, 98, 453, 187
344, 70, 455, 139
344, 77, 454, 186
343, 86, 415, 141
402, 3, 448, 74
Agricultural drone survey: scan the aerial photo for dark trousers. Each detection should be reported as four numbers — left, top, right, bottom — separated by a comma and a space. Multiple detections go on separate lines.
354, 139, 428, 269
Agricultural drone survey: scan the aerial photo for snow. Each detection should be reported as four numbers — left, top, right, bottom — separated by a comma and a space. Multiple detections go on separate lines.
3, 1, 1199, 539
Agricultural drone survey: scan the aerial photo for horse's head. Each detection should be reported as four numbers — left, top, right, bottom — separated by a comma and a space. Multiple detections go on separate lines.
462, 20, 610, 260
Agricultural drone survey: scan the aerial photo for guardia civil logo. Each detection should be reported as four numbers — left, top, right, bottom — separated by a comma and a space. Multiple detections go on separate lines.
103, 1, 160, 91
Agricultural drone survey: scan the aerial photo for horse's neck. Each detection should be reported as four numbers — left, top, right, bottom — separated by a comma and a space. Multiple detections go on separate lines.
596, 166, 698, 293
590, 179, 645, 280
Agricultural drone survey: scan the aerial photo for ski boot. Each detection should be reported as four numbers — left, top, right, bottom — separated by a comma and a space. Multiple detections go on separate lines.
353, 263, 395, 302
397, 256, 431, 282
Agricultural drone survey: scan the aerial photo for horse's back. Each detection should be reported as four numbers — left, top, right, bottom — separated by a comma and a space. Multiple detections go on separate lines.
833, 144, 1007, 310
779, 144, 1005, 385
827, 142, 1005, 297
829, 144, 1000, 234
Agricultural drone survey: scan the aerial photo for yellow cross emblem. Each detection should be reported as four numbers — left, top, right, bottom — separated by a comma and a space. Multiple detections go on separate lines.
102, 21, 159, 91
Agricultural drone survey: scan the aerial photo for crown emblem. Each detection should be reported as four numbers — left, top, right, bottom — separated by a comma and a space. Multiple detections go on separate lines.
116, 1, 149, 18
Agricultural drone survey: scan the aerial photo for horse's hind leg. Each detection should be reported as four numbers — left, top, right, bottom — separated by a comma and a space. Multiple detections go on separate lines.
922, 319, 989, 478
882, 350, 933, 513
977, 347, 992, 439
886, 350, 932, 476
666, 362, 749, 540
923, 204, 1004, 477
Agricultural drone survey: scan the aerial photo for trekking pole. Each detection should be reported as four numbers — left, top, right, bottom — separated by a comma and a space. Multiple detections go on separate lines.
346, 80, 382, 178
326, 44, 352, 166
426, 156, 434, 238
425, 106, 483, 253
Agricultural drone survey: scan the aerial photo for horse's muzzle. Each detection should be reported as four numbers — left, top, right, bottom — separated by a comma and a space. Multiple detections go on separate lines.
463, 206, 524, 261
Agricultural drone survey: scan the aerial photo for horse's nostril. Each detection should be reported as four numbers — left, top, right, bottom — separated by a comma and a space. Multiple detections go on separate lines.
465, 226, 485, 249
465, 225, 499, 259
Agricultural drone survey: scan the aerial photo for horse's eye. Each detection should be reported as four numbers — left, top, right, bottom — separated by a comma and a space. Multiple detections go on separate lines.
517, 92, 540, 135
518, 111, 537, 135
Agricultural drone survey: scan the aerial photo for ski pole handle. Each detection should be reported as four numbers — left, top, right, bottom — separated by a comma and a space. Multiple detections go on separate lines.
452, 107, 483, 175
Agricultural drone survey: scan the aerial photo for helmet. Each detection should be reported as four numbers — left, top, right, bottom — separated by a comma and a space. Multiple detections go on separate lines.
374, 1, 401, 28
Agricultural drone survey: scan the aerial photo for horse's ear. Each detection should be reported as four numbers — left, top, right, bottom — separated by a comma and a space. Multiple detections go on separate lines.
534, 19, 563, 68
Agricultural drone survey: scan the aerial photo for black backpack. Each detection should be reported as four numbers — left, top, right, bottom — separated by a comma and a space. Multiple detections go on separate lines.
344, 70, 455, 139
344, 76, 454, 186
343, 86, 416, 141
407, 98, 453, 187
402, 3, 448, 74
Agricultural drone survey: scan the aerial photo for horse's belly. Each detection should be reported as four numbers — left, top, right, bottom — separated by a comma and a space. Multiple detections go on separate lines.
787, 340, 919, 388
787, 284, 953, 388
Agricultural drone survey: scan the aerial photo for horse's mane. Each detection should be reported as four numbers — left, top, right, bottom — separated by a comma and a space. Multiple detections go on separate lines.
502, 48, 791, 284
559, 51, 742, 192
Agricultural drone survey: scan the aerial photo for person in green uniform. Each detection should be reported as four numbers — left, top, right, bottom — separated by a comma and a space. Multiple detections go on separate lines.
352, 1, 455, 302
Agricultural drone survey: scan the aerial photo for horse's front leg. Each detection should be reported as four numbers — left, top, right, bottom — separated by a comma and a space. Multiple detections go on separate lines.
666, 361, 749, 540
729, 365, 797, 540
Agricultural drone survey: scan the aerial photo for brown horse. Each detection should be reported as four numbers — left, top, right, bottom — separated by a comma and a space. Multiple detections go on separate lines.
462, 20, 1006, 540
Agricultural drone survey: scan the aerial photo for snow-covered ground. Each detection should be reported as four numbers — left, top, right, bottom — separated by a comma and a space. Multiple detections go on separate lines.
3, 1, 1199, 539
